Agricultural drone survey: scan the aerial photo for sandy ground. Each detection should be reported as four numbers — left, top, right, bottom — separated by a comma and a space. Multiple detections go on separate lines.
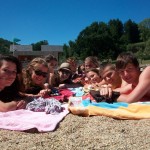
0, 113, 150, 150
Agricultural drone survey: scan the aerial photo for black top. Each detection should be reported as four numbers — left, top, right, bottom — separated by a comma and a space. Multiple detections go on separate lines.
0, 86, 21, 102
25, 85, 43, 95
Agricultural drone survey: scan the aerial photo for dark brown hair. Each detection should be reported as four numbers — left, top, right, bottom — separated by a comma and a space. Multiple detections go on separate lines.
85, 68, 100, 76
0, 55, 22, 101
116, 52, 139, 70
0, 54, 22, 74
44, 54, 57, 63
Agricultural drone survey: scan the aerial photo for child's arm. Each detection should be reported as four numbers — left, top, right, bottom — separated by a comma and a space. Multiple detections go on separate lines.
0, 99, 27, 112
0, 101, 17, 112
117, 66, 150, 103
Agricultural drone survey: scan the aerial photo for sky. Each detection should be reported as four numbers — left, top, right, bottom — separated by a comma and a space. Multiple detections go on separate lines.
0, 0, 150, 46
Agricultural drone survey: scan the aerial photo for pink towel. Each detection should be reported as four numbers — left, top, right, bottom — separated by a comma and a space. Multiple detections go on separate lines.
0, 104, 69, 132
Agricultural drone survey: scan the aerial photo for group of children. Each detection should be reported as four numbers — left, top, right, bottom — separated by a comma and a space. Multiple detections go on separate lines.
0, 52, 150, 112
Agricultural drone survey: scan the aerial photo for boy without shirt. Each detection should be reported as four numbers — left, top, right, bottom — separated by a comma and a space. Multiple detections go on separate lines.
100, 52, 150, 103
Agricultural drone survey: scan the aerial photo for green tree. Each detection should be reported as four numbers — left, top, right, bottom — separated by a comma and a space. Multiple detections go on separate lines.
0, 38, 12, 54
73, 21, 113, 60
63, 44, 70, 59
127, 42, 145, 53
32, 40, 48, 51
144, 39, 150, 59
122, 19, 140, 44
138, 18, 150, 41
108, 19, 124, 58
108, 19, 123, 40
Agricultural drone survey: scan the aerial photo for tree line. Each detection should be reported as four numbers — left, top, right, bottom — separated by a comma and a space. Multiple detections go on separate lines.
62, 18, 150, 62
0, 18, 150, 62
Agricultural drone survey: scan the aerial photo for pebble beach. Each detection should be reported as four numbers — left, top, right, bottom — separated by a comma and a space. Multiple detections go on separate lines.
0, 113, 150, 150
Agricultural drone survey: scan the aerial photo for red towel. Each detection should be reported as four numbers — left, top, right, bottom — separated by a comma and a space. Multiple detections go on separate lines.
49, 89, 74, 102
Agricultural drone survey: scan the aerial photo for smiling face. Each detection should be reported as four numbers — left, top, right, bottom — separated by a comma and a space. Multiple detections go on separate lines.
0, 60, 17, 88
31, 63, 49, 86
100, 64, 122, 88
58, 69, 71, 82
118, 63, 140, 85
116, 53, 140, 85
86, 70, 101, 83
101, 65, 118, 84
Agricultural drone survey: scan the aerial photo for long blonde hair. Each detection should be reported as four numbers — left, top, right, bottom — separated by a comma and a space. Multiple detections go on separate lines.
22, 57, 48, 90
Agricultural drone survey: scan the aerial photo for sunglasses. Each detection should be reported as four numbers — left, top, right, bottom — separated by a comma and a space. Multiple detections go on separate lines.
60, 69, 71, 75
34, 70, 48, 78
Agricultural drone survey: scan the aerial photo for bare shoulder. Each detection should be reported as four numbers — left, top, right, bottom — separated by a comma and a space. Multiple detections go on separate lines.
143, 66, 150, 71
140, 66, 150, 78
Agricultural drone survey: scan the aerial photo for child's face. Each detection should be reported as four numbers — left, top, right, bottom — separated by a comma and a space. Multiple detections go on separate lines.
69, 61, 77, 72
118, 63, 140, 84
0, 60, 17, 88
102, 66, 118, 84
80, 65, 85, 72
86, 71, 101, 83
31, 64, 48, 86
48, 60, 57, 70
58, 69, 71, 82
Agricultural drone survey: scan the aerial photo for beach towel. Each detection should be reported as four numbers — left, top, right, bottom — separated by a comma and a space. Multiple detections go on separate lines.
69, 98, 150, 120
49, 88, 74, 102
0, 104, 69, 132
68, 87, 85, 97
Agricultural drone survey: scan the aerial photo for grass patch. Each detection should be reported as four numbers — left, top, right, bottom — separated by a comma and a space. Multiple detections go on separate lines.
140, 59, 150, 65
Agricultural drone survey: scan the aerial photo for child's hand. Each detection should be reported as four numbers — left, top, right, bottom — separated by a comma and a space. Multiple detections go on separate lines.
39, 89, 51, 97
59, 84, 66, 89
16, 100, 26, 109
100, 84, 112, 98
